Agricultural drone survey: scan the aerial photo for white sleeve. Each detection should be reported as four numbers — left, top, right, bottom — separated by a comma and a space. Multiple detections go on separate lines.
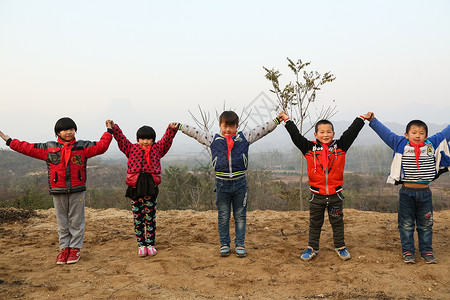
243, 118, 280, 145
178, 123, 214, 147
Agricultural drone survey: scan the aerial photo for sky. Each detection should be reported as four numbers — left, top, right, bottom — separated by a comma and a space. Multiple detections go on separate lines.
0, 0, 449, 151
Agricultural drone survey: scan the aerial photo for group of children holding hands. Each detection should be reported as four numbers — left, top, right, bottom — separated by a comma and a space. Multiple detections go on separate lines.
1, 109, 448, 265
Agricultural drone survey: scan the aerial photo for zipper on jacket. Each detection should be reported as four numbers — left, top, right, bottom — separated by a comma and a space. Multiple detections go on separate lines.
78, 170, 82, 181
54, 172, 58, 183
325, 151, 329, 194
229, 152, 233, 177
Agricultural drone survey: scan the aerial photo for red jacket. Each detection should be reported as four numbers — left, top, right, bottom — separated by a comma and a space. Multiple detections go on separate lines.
7, 131, 113, 194
285, 118, 365, 195
113, 124, 177, 186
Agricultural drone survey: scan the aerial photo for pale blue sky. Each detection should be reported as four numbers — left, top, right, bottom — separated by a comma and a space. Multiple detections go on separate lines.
0, 0, 449, 146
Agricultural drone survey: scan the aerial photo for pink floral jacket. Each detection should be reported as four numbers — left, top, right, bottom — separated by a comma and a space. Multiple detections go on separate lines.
113, 124, 177, 186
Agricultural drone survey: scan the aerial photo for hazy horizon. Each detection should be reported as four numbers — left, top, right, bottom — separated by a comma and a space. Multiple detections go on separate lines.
1, 1, 449, 148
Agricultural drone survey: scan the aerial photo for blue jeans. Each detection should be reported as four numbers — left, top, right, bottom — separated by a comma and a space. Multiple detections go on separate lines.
215, 176, 248, 247
398, 186, 433, 255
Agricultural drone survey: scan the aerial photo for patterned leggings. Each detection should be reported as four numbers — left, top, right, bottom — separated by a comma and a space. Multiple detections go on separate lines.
130, 195, 157, 247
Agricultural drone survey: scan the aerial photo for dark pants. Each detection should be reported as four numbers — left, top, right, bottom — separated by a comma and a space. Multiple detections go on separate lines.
308, 192, 345, 250
130, 195, 157, 247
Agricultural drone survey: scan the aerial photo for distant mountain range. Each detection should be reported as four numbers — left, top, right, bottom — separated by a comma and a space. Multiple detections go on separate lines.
103, 120, 449, 158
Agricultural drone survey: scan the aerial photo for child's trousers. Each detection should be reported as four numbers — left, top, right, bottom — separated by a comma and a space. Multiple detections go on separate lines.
308, 192, 345, 250
53, 191, 86, 249
130, 195, 157, 247
398, 186, 433, 255
215, 176, 248, 247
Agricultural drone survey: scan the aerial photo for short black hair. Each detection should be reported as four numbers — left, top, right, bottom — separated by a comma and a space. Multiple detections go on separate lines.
315, 119, 334, 133
219, 111, 239, 126
54, 117, 77, 135
406, 120, 428, 136
136, 126, 156, 141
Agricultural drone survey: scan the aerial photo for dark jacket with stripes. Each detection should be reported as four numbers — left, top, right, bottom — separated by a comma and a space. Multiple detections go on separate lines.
179, 118, 280, 178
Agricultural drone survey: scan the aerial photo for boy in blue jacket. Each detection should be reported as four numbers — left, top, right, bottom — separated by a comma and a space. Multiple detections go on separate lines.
178, 111, 281, 257
367, 112, 450, 264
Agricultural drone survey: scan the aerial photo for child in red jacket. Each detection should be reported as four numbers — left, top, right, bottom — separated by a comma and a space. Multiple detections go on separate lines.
0, 117, 113, 265
107, 120, 178, 257
278, 111, 370, 262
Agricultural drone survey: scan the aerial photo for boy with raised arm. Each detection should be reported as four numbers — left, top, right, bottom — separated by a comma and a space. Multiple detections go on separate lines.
367, 112, 450, 264
178, 111, 281, 257
278, 111, 370, 261
0, 118, 113, 264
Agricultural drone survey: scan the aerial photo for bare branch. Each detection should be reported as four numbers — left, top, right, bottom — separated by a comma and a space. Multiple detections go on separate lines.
188, 105, 215, 157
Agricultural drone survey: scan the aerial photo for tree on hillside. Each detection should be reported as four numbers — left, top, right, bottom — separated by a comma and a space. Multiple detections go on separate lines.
264, 58, 337, 210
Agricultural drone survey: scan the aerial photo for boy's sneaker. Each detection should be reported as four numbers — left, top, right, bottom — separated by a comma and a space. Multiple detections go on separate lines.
66, 248, 81, 264
219, 245, 231, 257
235, 246, 246, 258
146, 246, 157, 256
421, 252, 437, 264
402, 251, 415, 264
138, 246, 147, 257
56, 248, 70, 265
300, 246, 318, 261
335, 247, 351, 261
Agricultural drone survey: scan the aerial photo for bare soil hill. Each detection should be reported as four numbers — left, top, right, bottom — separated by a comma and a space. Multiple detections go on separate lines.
1, 208, 449, 299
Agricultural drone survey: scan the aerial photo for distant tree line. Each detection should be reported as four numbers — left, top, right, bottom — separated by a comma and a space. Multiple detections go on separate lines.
1, 148, 449, 212
250, 145, 394, 174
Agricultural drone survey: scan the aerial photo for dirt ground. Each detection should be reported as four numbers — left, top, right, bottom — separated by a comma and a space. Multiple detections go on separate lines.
0, 207, 449, 299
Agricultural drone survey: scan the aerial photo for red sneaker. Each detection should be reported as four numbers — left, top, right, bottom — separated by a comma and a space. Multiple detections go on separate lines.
66, 248, 81, 264
56, 248, 70, 265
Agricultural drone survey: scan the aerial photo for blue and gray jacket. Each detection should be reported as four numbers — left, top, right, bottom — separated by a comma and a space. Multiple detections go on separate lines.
179, 118, 280, 178
369, 117, 450, 184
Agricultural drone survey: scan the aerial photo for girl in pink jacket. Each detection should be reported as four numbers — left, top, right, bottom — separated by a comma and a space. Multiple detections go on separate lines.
107, 120, 177, 257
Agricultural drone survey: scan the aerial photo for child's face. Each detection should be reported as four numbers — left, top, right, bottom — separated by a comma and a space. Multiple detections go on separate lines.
138, 138, 153, 149
57, 128, 76, 142
314, 124, 335, 144
405, 125, 427, 144
219, 122, 238, 135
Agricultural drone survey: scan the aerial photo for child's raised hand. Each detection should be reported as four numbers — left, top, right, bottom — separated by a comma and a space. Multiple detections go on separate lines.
363, 112, 374, 122
169, 122, 179, 129
0, 130, 10, 142
106, 120, 115, 129
278, 111, 289, 122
